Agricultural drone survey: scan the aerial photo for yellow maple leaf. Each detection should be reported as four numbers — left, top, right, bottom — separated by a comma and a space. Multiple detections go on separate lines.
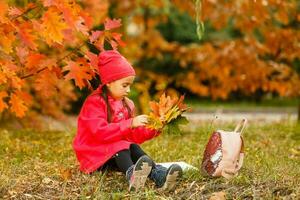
41, 7, 68, 45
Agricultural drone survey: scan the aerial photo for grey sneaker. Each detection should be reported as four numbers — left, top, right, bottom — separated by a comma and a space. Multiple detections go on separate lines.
150, 164, 183, 191
126, 155, 153, 191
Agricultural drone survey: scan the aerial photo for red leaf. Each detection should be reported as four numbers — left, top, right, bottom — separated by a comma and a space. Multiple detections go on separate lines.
75, 17, 89, 35
85, 51, 99, 71
104, 18, 122, 30
89, 30, 104, 43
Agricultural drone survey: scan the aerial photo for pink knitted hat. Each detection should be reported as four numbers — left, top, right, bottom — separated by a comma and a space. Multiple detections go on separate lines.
98, 50, 136, 84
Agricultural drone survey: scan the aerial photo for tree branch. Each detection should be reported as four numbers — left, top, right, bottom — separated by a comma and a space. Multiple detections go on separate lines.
20, 42, 87, 79
11, 5, 40, 20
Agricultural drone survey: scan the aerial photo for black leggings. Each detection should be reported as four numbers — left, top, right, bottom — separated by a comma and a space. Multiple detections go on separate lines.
101, 144, 150, 174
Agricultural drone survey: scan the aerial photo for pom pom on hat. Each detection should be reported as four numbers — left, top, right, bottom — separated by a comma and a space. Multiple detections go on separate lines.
98, 50, 136, 84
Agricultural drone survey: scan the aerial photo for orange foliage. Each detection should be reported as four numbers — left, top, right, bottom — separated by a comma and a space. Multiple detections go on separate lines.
0, 1, 122, 118
147, 93, 188, 130
1, 0, 300, 119
113, 0, 300, 105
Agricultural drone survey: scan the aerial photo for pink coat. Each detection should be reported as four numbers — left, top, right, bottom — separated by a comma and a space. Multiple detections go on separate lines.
73, 89, 160, 173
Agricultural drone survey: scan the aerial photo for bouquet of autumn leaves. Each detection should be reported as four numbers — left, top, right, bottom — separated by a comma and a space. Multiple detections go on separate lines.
146, 93, 189, 135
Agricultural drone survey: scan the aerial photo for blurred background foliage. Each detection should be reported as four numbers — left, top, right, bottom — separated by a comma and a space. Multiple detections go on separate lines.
86, 0, 300, 115
1, 0, 300, 120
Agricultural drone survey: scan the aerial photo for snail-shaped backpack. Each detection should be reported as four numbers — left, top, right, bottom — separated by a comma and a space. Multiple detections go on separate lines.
201, 119, 247, 179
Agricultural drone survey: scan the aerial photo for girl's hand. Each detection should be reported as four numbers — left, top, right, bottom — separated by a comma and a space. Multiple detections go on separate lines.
131, 115, 148, 128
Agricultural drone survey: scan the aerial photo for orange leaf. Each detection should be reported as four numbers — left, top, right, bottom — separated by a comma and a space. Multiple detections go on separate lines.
10, 76, 24, 90
111, 32, 126, 47
75, 17, 89, 35
63, 60, 93, 89
79, 11, 93, 29
0, 24, 15, 54
25, 53, 46, 71
60, 168, 72, 181
9, 93, 28, 118
176, 95, 188, 111
18, 22, 38, 50
0, 91, 8, 113
0, 2, 9, 23
15, 91, 33, 107
34, 70, 59, 98
41, 7, 68, 45
85, 51, 99, 71
149, 101, 160, 117
147, 93, 188, 130
16, 47, 29, 64
0, 70, 7, 85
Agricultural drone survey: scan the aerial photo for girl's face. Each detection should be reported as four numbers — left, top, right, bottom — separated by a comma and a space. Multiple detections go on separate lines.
106, 76, 135, 100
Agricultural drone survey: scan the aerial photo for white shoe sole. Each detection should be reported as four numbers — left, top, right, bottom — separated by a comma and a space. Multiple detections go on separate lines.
129, 157, 153, 191
161, 165, 183, 191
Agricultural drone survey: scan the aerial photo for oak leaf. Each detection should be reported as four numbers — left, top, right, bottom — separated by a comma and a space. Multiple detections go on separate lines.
41, 7, 68, 45
9, 93, 28, 118
18, 22, 38, 50
63, 59, 93, 89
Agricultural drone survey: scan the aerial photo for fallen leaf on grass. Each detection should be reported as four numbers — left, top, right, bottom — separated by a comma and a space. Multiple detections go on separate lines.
60, 168, 72, 181
209, 191, 226, 200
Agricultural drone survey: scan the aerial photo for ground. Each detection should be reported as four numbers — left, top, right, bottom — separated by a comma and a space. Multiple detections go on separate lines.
0, 120, 299, 199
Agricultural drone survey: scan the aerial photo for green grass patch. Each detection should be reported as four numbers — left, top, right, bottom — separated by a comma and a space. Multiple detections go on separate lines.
0, 122, 300, 199
186, 98, 299, 112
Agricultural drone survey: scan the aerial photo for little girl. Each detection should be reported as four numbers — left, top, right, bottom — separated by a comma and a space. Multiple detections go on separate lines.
73, 50, 182, 191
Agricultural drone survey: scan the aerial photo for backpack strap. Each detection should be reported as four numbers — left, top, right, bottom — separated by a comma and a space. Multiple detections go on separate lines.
236, 152, 244, 171
234, 118, 247, 134
236, 137, 244, 171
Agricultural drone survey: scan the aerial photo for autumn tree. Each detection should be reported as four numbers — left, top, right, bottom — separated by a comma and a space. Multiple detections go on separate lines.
106, 0, 300, 115
0, 0, 124, 119
1, 0, 300, 121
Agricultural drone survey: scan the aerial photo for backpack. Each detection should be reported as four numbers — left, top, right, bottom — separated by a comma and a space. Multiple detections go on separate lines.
201, 119, 247, 179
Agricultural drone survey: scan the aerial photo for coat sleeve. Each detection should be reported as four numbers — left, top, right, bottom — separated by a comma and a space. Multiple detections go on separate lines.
78, 94, 133, 143
125, 127, 161, 144
122, 98, 161, 143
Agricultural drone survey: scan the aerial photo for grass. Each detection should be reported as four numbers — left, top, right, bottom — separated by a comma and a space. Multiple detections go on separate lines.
186, 97, 299, 112
0, 122, 300, 199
